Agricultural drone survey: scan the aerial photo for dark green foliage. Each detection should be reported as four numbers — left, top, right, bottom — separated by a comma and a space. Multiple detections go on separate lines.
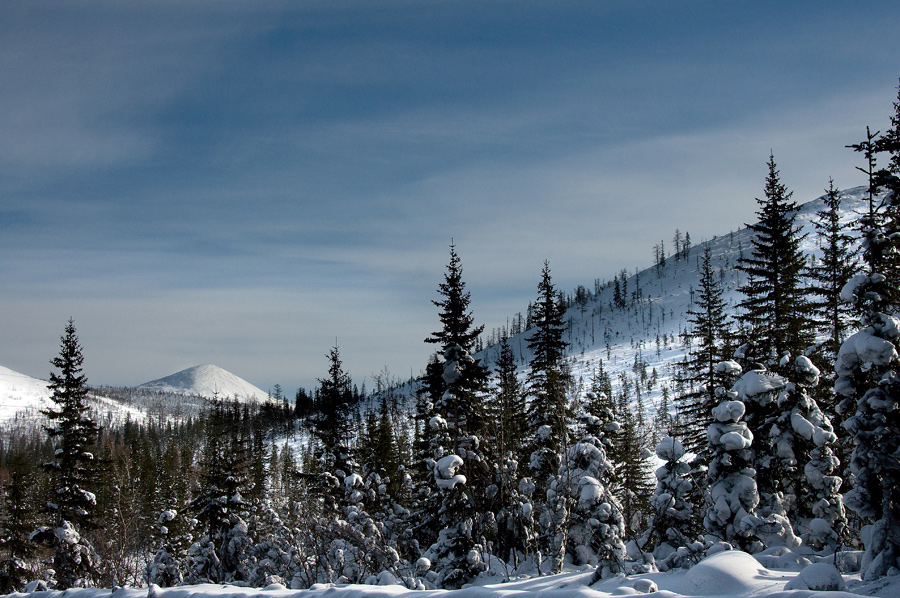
32, 319, 101, 589
809, 180, 859, 359
676, 247, 732, 460
489, 337, 527, 464
526, 261, 571, 480
41, 319, 100, 531
0, 452, 38, 593
736, 154, 815, 370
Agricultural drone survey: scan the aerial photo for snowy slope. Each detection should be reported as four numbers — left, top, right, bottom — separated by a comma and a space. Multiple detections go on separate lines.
0, 364, 145, 430
10, 548, 900, 597
474, 186, 869, 418
0, 365, 53, 427
138, 364, 270, 403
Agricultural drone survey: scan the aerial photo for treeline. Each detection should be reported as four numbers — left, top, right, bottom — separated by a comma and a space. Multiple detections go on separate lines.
2, 82, 900, 592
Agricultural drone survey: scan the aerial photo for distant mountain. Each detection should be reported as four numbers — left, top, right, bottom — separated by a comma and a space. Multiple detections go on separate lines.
138, 364, 270, 403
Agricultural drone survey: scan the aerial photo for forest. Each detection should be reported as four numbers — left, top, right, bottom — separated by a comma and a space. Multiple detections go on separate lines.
0, 84, 899, 594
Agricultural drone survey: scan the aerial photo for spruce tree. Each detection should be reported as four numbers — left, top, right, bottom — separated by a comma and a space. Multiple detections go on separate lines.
523, 262, 571, 573
810, 180, 858, 360
417, 245, 490, 587
424, 244, 489, 448
645, 437, 703, 571
490, 337, 527, 465
736, 154, 814, 370
31, 319, 100, 589
837, 96, 900, 578
185, 399, 253, 584
526, 262, 570, 481
676, 246, 732, 460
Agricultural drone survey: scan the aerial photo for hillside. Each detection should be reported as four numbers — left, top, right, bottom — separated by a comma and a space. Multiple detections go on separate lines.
471, 186, 868, 419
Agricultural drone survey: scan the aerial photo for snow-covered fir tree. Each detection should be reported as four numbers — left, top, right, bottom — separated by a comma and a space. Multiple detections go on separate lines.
524, 262, 571, 573
837, 101, 900, 578
703, 361, 761, 552
676, 246, 732, 461
644, 437, 704, 571
560, 393, 625, 579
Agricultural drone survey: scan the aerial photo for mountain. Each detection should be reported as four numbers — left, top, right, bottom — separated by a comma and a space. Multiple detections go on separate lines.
137, 364, 270, 403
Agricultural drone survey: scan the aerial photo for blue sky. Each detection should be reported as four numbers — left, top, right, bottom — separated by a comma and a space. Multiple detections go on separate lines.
1, 0, 898, 394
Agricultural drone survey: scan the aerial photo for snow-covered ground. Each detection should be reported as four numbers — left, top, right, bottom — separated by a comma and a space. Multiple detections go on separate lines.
9, 549, 900, 598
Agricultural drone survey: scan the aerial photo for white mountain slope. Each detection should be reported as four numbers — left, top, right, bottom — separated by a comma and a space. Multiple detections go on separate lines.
138, 363, 270, 403
0, 365, 145, 430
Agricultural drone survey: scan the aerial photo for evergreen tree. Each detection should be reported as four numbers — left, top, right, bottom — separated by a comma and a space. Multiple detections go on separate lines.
644, 437, 703, 571
421, 346, 488, 588
490, 337, 527, 465
810, 179, 858, 360
424, 244, 489, 448
416, 246, 491, 587
185, 399, 254, 584
704, 393, 761, 552
612, 383, 654, 538
31, 319, 100, 589
676, 246, 732, 459
836, 96, 900, 578
526, 262, 570, 484
736, 154, 814, 370
313, 345, 356, 455
426, 244, 485, 353
523, 262, 571, 573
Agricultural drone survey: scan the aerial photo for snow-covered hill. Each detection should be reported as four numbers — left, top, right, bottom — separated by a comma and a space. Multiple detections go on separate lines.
0, 365, 145, 431
138, 364, 270, 403
471, 186, 869, 419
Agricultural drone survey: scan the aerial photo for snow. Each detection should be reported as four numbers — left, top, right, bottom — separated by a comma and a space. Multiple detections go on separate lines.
673, 550, 775, 595
655, 437, 684, 461
434, 454, 467, 490
9, 548, 900, 598
712, 400, 745, 423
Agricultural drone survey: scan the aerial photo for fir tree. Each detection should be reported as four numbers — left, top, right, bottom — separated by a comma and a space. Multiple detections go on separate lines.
644, 437, 703, 571
810, 179, 858, 360
736, 154, 814, 370
31, 319, 100, 589
490, 336, 527, 465
424, 244, 489, 448
837, 97, 900, 578
526, 262, 570, 481
524, 262, 571, 573
676, 246, 732, 460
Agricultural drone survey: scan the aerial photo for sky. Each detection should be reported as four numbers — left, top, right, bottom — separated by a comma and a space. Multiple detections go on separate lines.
1, 0, 899, 396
